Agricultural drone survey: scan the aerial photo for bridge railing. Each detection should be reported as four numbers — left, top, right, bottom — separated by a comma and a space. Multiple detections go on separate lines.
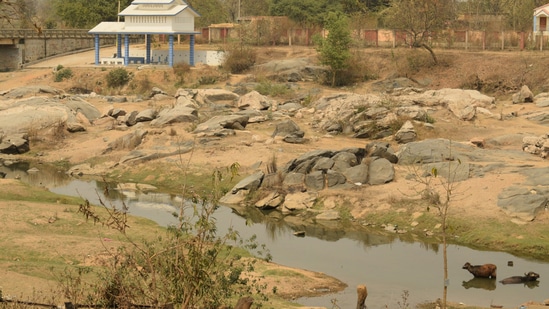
0, 29, 108, 39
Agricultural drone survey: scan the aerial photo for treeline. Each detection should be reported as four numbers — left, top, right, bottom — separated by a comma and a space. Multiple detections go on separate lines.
0, 0, 547, 32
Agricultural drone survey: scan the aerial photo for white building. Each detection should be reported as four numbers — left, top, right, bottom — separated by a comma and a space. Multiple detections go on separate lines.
89, 0, 200, 67
533, 3, 549, 34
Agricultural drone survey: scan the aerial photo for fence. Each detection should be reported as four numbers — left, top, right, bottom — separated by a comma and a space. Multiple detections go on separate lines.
203, 24, 549, 52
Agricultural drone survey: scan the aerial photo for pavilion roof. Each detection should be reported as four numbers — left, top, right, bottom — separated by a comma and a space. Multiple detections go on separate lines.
88, 21, 199, 35
119, 0, 200, 17
534, 3, 549, 17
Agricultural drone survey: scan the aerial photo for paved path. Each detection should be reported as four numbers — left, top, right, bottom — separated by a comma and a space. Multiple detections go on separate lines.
26, 46, 118, 69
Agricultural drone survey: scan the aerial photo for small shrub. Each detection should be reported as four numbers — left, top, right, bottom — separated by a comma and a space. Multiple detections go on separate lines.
129, 75, 152, 95
106, 68, 130, 88
222, 44, 257, 74
54, 68, 73, 82
301, 92, 320, 107
173, 62, 191, 86
254, 81, 289, 97
198, 75, 218, 85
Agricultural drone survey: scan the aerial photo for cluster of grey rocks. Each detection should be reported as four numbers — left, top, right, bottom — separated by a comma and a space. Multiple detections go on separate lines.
2, 76, 549, 224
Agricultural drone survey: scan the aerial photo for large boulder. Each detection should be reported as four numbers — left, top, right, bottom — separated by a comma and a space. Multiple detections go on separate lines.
400, 88, 495, 121
497, 186, 547, 221
0, 95, 100, 135
367, 158, 394, 185
237, 91, 273, 110
150, 105, 198, 127
0, 133, 29, 154
512, 85, 534, 104
193, 114, 249, 134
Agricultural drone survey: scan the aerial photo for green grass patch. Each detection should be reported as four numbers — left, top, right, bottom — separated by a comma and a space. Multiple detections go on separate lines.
369, 196, 549, 263
254, 81, 291, 97
262, 269, 306, 278
0, 182, 81, 205
108, 162, 242, 197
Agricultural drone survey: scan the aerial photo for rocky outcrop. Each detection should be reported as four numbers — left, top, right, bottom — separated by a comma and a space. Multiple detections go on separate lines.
512, 85, 534, 104
237, 90, 273, 110
497, 186, 547, 222
311, 89, 495, 139
0, 133, 29, 154
254, 58, 328, 82
103, 129, 148, 154
221, 143, 397, 212
272, 119, 306, 144
150, 105, 198, 127
193, 114, 249, 136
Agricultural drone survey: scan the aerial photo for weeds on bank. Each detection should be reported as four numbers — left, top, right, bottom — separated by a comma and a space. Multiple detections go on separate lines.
54, 65, 73, 82
254, 80, 290, 97
55, 151, 271, 308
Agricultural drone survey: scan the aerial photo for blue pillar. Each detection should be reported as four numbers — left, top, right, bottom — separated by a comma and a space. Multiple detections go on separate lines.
168, 34, 174, 67
146, 34, 151, 64
94, 34, 100, 66
124, 34, 129, 66
117, 34, 122, 58
190, 34, 195, 66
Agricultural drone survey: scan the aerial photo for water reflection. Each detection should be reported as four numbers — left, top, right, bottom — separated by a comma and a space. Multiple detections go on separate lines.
0, 160, 72, 188
3, 161, 549, 309
462, 278, 497, 291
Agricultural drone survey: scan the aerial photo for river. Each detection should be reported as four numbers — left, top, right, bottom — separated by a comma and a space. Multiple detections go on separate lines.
3, 162, 548, 308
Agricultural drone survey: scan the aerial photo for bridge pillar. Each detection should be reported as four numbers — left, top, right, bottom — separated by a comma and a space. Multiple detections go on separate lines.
94, 34, 100, 65
124, 34, 129, 66
190, 34, 195, 66
168, 34, 174, 67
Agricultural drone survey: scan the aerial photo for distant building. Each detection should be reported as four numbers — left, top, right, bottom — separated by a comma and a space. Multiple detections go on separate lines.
534, 3, 549, 34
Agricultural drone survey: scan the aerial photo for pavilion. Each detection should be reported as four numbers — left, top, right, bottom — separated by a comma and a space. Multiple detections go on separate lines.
88, 0, 200, 67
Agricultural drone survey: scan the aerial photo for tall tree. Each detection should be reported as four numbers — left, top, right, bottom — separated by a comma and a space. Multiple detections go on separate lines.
0, 0, 45, 31
53, 0, 132, 28
222, 0, 271, 21
270, 0, 346, 27
504, 0, 543, 31
186, 0, 230, 27
270, 0, 324, 26
383, 0, 457, 64
361, 0, 390, 11
0, 0, 23, 28
314, 11, 352, 87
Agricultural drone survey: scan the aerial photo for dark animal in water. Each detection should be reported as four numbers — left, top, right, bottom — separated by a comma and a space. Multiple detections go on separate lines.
462, 262, 497, 279
499, 272, 540, 284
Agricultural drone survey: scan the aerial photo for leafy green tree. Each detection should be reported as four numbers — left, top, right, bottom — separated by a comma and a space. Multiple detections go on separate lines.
270, 0, 324, 26
314, 11, 352, 87
361, 0, 390, 11
53, 0, 132, 28
383, 0, 457, 65
504, 0, 544, 31
222, 0, 271, 22
187, 0, 230, 27
270, 0, 349, 27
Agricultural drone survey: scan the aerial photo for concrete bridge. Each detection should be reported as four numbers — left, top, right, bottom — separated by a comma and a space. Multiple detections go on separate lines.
0, 29, 119, 71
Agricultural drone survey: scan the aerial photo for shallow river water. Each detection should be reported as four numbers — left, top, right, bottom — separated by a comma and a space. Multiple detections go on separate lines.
3, 162, 549, 309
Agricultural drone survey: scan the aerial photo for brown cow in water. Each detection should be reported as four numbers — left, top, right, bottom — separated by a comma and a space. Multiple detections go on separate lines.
500, 272, 540, 284
462, 262, 497, 279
